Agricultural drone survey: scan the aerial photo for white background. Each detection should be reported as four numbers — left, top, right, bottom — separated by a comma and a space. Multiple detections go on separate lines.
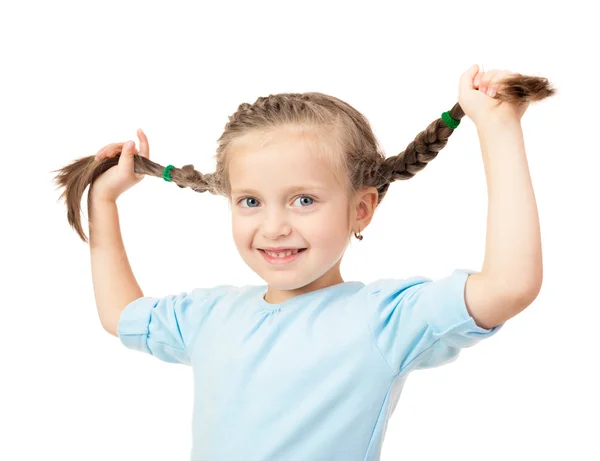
1, 0, 598, 460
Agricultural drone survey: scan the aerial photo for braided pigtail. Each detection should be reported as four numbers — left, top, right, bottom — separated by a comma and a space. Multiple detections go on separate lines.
54, 73, 556, 244
373, 73, 556, 204
52, 152, 221, 244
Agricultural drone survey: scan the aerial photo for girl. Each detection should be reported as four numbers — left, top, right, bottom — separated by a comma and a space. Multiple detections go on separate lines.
53, 64, 554, 460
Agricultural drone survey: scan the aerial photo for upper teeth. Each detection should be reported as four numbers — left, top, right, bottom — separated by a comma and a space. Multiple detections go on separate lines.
265, 249, 299, 258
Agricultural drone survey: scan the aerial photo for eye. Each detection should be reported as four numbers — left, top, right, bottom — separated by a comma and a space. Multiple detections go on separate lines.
293, 195, 314, 207
237, 195, 315, 208
238, 197, 260, 208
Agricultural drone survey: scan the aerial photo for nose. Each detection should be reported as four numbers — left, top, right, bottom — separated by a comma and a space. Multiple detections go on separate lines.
260, 208, 292, 239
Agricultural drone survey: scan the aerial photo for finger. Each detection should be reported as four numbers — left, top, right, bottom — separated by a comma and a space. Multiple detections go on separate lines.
460, 64, 480, 94
96, 142, 128, 161
136, 128, 150, 159
113, 141, 138, 158
118, 140, 136, 172
479, 70, 499, 94
486, 70, 510, 97
473, 63, 489, 89
494, 70, 513, 86
95, 142, 124, 160
488, 71, 508, 97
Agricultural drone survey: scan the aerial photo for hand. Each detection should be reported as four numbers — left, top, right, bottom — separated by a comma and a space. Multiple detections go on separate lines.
458, 64, 530, 126
90, 128, 151, 202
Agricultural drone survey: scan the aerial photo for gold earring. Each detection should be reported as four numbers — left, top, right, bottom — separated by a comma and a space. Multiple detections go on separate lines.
354, 230, 363, 240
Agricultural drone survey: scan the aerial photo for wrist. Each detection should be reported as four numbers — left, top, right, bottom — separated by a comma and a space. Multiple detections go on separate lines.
90, 186, 118, 204
475, 115, 521, 133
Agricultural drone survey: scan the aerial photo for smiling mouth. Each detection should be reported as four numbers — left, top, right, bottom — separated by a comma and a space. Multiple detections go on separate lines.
259, 248, 307, 258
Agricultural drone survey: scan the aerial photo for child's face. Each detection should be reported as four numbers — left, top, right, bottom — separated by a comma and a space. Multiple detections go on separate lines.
228, 128, 354, 294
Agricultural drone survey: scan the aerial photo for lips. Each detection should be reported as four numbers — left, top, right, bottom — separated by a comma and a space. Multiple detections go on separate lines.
259, 248, 307, 264
260, 248, 306, 257
260, 248, 306, 251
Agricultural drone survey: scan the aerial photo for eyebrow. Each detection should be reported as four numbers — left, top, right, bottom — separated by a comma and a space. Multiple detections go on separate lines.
231, 185, 326, 195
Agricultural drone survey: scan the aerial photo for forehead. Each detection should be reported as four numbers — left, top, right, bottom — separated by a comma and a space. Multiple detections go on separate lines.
228, 128, 341, 192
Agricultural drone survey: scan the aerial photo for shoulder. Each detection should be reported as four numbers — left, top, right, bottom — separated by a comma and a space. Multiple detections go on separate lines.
361, 274, 433, 300
361, 270, 477, 320
365, 269, 474, 293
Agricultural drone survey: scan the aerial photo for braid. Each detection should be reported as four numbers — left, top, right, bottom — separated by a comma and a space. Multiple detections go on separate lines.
226, 94, 316, 131
52, 153, 221, 243
372, 74, 556, 204
53, 74, 556, 244
372, 103, 463, 203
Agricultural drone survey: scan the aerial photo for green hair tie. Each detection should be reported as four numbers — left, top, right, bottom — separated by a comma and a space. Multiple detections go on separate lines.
441, 111, 460, 129
163, 164, 175, 182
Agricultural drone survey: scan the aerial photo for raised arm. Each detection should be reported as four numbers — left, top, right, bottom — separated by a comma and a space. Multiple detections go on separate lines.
89, 193, 143, 336
87, 130, 151, 336
458, 68, 544, 330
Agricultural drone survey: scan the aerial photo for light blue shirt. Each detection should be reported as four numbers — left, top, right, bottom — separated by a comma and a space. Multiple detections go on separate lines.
118, 268, 503, 461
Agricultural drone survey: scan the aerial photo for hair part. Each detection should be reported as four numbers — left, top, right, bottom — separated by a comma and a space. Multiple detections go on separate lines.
53, 74, 556, 243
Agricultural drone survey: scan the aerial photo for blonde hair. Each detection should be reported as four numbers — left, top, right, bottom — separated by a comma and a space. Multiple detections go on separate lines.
53, 74, 556, 243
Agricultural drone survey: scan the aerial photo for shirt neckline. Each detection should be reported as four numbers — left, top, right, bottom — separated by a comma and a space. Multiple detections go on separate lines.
257, 281, 364, 311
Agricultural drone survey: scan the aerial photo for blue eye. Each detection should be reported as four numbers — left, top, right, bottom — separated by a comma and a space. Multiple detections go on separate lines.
237, 195, 315, 208
294, 196, 314, 207
240, 197, 260, 208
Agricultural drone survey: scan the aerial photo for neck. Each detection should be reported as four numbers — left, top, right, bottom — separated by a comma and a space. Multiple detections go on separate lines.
264, 266, 344, 304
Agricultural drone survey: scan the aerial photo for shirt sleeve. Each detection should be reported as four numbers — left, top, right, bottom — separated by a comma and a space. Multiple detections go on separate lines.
117, 287, 224, 365
364, 268, 505, 377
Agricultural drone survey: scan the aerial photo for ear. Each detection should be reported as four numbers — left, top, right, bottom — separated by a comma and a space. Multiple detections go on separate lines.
353, 187, 378, 231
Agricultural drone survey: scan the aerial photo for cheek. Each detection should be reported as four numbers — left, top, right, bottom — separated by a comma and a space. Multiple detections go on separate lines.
309, 209, 349, 243
231, 215, 249, 246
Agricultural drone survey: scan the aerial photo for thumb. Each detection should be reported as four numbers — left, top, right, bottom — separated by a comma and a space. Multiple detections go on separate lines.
460, 64, 480, 92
